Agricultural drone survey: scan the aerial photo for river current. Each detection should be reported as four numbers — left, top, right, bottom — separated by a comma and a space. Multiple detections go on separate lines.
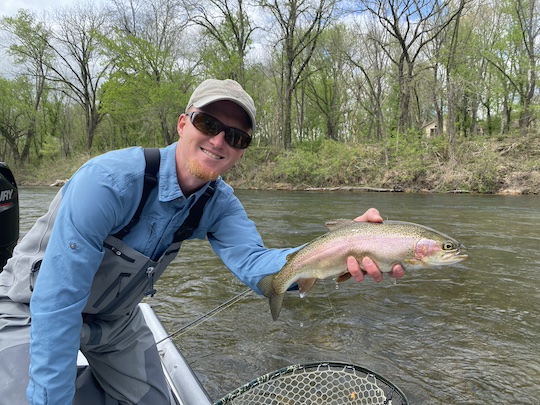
17, 187, 540, 404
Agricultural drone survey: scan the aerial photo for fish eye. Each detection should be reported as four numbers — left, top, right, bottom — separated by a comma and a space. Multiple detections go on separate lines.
442, 241, 456, 250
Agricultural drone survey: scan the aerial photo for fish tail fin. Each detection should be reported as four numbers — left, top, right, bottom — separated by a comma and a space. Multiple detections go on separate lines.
269, 293, 285, 321
257, 275, 284, 321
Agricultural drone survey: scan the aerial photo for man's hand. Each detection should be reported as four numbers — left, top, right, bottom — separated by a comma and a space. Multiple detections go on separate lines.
347, 208, 405, 282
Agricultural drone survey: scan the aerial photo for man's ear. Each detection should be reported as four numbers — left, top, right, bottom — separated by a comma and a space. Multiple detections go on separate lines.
177, 114, 187, 137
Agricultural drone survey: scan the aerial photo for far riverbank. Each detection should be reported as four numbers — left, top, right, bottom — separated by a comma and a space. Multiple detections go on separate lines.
10, 136, 540, 195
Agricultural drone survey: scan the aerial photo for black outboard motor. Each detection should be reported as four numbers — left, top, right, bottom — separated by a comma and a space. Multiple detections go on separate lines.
0, 163, 19, 271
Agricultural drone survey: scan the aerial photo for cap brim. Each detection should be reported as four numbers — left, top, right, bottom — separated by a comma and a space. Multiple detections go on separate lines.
191, 96, 256, 131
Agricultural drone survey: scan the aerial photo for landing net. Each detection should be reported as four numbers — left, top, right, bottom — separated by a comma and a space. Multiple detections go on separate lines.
214, 361, 408, 405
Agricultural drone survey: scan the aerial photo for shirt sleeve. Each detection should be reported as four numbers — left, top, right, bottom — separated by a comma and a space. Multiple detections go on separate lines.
27, 161, 137, 405
206, 191, 299, 295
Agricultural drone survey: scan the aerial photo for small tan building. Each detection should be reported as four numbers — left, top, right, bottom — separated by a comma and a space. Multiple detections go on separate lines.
421, 119, 445, 137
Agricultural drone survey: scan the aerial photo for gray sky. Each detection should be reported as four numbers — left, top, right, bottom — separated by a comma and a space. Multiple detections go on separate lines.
1, 0, 73, 18
0, 1, 72, 75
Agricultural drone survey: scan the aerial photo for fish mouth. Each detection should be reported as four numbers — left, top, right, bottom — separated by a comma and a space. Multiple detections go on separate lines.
441, 249, 468, 263
452, 243, 468, 258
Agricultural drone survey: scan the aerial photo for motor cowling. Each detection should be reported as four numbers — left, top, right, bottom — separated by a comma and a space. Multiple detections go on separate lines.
0, 163, 19, 271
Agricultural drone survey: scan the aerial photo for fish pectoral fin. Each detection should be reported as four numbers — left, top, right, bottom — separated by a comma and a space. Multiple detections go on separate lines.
336, 272, 352, 283
297, 278, 317, 297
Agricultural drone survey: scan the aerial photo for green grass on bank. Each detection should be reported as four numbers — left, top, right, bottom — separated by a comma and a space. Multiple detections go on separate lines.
10, 135, 540, 195
227, 135, 540, 194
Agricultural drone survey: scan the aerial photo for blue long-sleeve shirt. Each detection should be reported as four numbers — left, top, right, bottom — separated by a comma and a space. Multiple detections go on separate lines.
28, 143, 297, 404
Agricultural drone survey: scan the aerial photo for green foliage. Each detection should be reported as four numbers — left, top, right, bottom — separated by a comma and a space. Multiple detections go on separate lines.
97, 27, 189, 147
1, 0, 540, 198
271, 139, 381, 187
457, 139, 501, 193
0, 76, 43, 163
224, 146, 282, 186
2, 10, 52, 67
385, 130, 428, 183
198, 26, 248, 82
39, 134, 61, 160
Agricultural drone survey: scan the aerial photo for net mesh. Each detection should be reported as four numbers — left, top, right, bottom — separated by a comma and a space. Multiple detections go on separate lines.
215, 362, 408, 405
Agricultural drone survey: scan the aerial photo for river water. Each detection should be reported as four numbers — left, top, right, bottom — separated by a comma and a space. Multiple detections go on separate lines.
17, 187, 540, 404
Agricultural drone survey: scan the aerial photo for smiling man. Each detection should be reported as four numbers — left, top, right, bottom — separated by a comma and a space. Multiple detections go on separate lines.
0, 78, 404, 405
176, 80, 254, 191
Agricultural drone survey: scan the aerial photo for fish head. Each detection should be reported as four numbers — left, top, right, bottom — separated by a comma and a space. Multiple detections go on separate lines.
410, 237, 468, 267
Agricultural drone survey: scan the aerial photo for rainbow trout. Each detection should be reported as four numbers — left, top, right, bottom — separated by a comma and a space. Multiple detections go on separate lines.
257, 220, 468, 320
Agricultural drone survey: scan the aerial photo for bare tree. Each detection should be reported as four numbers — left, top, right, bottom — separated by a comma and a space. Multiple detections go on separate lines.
347, 16, 392, 153
304, 24, 349, 142
514, 0, 539, 135
262, 0, 335, 149
441, 0, 467, 160
186, 0, 255, 85
360, 0, 467, 133
43, 1, 111, 151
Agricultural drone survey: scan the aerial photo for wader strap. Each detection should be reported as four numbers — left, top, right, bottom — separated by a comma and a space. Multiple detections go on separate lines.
173, 181, 216, 242
112, 148, 216, 243
113, 148, 160, 240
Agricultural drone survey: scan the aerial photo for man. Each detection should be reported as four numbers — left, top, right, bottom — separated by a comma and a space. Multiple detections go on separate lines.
0, 79, 404, 405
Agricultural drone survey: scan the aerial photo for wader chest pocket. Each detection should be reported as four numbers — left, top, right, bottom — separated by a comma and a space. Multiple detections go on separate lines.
97, 265, 159, 315
84, 243, 142, 314
103, 242, 135, 263
86, 230, 180, 315
92, 272, 132, 308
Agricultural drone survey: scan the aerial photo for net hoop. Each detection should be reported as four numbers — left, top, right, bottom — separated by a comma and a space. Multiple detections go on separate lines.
214, 361, 408, 405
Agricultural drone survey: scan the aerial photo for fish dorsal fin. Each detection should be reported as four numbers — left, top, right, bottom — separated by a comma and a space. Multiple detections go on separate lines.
325, 219, 354, 231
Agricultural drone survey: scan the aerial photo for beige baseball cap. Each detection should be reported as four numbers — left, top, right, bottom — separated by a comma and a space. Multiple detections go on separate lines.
186, 79, 256, 130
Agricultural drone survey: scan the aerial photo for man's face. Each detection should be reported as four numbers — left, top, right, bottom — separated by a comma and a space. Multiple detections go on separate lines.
176, 100, 251, 188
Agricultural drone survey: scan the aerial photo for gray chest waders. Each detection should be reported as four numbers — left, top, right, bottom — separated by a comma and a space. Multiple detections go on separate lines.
1, 148, 216, 333
75, 149, 216, 404
81, 148, 216, 325
0, 150, 215, 404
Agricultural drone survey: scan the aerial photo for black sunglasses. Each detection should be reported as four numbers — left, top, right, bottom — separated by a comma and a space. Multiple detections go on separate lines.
187, 111, 252, 149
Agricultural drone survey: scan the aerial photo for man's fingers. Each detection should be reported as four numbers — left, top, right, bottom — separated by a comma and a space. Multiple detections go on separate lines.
361, 257, 383, 283
389, 264, 406, 278
347, 256, 365, 282
348, 257, 405, 282
353, 208, 383, 223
